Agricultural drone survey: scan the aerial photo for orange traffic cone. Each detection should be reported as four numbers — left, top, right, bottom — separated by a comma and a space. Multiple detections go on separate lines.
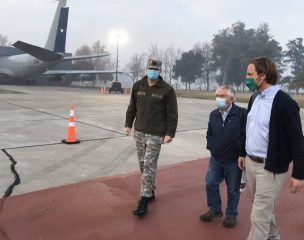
100, 86, 106, 94
62, 105, 80, 144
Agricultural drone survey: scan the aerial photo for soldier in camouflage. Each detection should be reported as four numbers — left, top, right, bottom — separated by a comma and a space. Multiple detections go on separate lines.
124, 58, 178, 217
134, 131, 163, 197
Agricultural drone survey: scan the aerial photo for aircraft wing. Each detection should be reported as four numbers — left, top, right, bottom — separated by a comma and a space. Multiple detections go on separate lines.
44, 70, 122, 75
63, 53, 110, 61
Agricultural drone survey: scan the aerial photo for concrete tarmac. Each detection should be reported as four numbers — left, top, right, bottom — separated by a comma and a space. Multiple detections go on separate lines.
1, 85, 304, 196
0, 85, 221, 196
1, 85, 304, 240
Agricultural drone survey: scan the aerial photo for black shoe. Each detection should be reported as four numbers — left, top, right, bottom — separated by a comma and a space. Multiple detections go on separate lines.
223, 216, 237, 228
199, 210, 223, 222
147, 190, 155, 202
132, 197, 149, 217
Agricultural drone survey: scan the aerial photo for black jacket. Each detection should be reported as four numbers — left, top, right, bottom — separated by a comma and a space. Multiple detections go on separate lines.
125, 76, 178, 137
207, 103, 247, 163
247, 90, 304, 179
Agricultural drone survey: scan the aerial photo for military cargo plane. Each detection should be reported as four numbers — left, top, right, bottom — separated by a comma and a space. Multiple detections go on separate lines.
0, 0, 116, 80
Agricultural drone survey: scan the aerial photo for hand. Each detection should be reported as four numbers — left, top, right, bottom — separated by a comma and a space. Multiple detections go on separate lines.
164, 135, 173, 144
238, 157, 246, 170
124, 127, 131, 136
290, 177, 304, 193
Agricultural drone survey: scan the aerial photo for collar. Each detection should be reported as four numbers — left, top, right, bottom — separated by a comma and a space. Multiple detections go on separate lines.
218, 102, 233, 114
259, 85, 281, 98
142, 76, 165, 88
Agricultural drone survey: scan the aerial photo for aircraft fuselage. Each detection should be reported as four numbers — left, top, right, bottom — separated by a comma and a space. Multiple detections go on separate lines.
0, 54, 60, 79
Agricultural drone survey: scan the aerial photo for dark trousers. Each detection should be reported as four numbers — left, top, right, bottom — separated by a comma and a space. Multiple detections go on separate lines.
205, 156, 242, 217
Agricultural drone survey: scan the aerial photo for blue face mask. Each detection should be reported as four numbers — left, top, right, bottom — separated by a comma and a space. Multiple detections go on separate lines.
216, 97, 228, 109
147, 69, 159, 80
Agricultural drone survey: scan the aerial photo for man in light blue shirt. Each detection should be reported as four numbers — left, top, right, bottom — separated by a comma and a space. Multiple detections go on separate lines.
246, 85, 280, 158
239, 57, 304, 240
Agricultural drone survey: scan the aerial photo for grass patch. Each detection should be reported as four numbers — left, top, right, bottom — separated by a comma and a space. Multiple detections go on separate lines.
176, 90, 304, 108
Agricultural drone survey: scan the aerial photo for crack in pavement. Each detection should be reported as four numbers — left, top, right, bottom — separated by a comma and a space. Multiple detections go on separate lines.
0, 100, 125, 135
0, 128, 206, 197
1, 135, 126, 150
0, 100, 65, 119
1, 128, 206, 150
2, 150, 20, 197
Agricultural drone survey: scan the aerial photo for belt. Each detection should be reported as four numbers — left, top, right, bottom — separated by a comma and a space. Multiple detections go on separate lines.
248, 155, 265, 163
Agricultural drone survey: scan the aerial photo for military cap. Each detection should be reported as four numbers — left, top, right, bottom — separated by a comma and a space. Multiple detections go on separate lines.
146, 58, 162, 70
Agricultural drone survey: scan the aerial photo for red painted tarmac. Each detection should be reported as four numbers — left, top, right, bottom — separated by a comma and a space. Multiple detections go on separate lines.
0, 158, 303, 240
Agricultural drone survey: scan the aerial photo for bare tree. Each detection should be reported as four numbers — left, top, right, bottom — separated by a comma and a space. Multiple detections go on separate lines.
0, 34, 10, 46
193, 42, 214, 91
73, 44, 93, 70
127, 44, 182, 87
73, 41, 114, 71
126, 53, 145, 84
162, 49, 170, 82
75, 44, 92, 55
164, 44, 182, 85
91, 40, 113, 70
148, 43, 163, 60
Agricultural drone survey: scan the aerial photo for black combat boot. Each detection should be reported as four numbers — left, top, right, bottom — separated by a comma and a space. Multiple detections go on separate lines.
132, 197, 149, 217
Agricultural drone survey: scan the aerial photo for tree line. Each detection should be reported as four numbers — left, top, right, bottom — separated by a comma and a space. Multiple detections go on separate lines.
127, 21, 304, 92
2, 21, 304, 91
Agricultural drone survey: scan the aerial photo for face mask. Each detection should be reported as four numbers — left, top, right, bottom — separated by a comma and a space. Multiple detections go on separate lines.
147, 69, 159, 80
245, 75, 263, 92
216, 97, 228, 109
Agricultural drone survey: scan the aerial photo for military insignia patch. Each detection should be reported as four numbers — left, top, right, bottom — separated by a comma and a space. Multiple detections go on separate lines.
152, 93, 163, 99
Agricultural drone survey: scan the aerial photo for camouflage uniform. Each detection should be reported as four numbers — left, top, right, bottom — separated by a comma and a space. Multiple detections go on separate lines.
125, 58, 178, 205
134, 130, 163, 197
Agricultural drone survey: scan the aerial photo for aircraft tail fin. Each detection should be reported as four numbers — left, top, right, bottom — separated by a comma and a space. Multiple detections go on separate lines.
13, 41, 63, 62
45, 0, 68, 53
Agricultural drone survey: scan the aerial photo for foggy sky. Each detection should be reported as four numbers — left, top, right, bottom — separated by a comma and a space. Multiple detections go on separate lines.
1, 0, 303, 68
